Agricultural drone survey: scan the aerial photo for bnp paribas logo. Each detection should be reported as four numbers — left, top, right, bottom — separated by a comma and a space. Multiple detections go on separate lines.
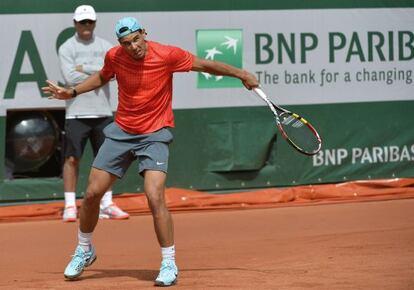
196, 29, 243, 88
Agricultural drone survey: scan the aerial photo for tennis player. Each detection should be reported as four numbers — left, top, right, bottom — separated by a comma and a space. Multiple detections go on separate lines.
43, 16, 258, 286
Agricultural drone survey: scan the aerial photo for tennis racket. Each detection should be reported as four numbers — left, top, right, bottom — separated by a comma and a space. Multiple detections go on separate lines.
253, 87, 322, 156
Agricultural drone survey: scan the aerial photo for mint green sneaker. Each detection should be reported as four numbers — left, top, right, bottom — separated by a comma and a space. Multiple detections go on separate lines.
154, 260, 178, 287
64, 245, 97, 280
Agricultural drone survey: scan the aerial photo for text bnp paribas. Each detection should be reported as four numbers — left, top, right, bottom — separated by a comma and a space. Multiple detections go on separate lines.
254, 31, 413, 86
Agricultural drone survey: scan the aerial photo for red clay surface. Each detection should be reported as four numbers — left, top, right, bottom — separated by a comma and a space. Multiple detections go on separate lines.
0, 198, 413, 290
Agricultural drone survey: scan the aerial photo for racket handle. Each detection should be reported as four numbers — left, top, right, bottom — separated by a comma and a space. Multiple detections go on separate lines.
252, 86, 280, 120
253, 87, 272, 106
253, 87, 266, 99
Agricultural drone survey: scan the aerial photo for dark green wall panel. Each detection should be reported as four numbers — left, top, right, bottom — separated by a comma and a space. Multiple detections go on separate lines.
2, 100, 412, 202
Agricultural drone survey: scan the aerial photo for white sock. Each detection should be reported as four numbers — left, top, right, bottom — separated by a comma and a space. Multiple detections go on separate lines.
78, 229, 93, 252
64, 192, 76, 208
100, 191, 113, 209
161, 245, 175, 262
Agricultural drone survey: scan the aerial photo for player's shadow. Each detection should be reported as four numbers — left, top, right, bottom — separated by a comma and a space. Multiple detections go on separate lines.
75, 268, 157, 281
66, 267, 261, 282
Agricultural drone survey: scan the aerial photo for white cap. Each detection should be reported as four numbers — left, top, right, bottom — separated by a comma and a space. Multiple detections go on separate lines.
73, 5, 97, 22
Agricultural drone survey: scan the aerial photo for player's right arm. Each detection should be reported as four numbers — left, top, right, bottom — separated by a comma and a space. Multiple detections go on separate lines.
42, 72, 108, 100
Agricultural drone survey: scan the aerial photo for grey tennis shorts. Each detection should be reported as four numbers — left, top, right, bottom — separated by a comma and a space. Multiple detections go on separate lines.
93, 122, 173, 178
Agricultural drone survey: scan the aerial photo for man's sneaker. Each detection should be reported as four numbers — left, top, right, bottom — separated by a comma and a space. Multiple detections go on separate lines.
62, 206, 77, 222
99, 203, 129, 220
154, 260, 178, 287
64, 245, 97, 280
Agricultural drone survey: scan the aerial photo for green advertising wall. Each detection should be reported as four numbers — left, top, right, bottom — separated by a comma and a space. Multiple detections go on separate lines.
0, 0, 413, 202
1, 99, 412, 202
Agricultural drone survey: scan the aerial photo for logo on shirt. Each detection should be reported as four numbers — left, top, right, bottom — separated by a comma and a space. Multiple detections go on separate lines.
196, 29, 243, 88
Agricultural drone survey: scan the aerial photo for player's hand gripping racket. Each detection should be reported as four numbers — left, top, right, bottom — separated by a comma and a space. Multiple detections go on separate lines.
253, 87, 322, 156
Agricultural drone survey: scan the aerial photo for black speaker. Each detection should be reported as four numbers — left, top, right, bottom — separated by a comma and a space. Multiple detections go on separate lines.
5, 110, 64, 178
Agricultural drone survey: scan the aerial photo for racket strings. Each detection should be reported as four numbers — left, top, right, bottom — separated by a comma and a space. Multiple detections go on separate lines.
280, 113, 320, 154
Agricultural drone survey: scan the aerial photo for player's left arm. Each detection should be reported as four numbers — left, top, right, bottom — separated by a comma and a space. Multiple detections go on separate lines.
191, 57, 259, 89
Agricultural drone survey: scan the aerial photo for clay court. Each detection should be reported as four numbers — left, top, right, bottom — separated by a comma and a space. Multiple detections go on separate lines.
0, 179, 413, 290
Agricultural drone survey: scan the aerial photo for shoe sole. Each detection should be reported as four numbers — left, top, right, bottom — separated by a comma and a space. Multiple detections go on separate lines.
64, 255, 97, 280
63, 218, 76, 223
99, 213, 110, 219
99, 213, 129, 220
154, 275, 178, 287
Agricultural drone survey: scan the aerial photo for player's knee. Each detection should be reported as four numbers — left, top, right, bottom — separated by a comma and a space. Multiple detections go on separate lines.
147, 194, 162, 207
84, 186, 104, 204
147, 194, 166, 214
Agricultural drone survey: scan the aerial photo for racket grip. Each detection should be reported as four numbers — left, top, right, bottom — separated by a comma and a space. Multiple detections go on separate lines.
253, 87, 265, 98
